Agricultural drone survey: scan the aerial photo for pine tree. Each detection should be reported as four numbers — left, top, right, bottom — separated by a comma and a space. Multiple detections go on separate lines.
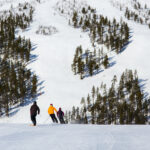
72, 11, 78, 27
71, 106, 76, 121
31, 75, 38, 97
82, 7, 87, 14
103, 54, 109, 69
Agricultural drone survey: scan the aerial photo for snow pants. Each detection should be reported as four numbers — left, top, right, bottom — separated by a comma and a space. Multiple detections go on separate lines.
50, 114, 58, 123
58, 116, 65, 124
31, 115, 37, 126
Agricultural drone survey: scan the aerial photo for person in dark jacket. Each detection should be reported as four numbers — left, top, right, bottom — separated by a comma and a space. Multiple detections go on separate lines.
57, 108, 65, 124
30, 101, 40, 126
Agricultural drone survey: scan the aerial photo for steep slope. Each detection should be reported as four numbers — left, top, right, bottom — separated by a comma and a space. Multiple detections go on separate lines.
0, 0, 150, 123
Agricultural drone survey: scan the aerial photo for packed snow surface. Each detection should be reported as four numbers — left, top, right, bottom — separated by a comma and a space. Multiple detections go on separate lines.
0, 0, 150, 123
0, 0, 150, 149
0, 124, 150, 150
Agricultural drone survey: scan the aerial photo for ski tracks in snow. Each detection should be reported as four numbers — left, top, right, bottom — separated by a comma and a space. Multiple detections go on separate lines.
1, 124, 150, 150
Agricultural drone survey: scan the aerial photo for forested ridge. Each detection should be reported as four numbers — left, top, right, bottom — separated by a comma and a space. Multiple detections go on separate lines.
56, 1, 130, 79
65, 70, 150, 124
0, 3, 38, 116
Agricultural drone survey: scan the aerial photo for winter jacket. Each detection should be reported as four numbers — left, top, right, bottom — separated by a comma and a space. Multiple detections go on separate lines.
30, 104, 40, 116
48, 106, 57, 114
57, 110, 64, 118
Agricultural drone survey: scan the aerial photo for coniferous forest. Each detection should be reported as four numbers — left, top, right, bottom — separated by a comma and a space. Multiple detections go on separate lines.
0, 0, 149, 126
71, 7, 130, 79
0, 3, 38, 116
65, 70, 150, 124
56, 1, 130, 79
112, 0, 150, 29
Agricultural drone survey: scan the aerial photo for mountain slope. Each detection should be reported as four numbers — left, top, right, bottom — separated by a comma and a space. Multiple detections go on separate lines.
0, 0, 150, 123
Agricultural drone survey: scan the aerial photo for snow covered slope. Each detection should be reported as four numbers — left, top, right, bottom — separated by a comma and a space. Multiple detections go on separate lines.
0, 124, 150, 150
0, 0, 150, 123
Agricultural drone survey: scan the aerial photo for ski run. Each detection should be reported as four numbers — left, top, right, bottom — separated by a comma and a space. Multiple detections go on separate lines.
0, 0, 150, 149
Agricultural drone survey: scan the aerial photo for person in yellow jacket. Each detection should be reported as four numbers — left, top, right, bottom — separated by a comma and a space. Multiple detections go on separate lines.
48, 104, 58, 123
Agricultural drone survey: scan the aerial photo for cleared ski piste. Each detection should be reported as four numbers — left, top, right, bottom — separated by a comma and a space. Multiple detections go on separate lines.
0, 124, 150, 150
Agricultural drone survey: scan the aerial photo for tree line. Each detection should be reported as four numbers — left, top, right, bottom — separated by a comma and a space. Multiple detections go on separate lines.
125, 4, 150, 29
71, 46, 109, 79
112, 0, 150, 29
0, 3, 38, 117
70, 6, 130, 79
65, 70, 150, 124
70, 6, 130, 52
56, 1, 130, 79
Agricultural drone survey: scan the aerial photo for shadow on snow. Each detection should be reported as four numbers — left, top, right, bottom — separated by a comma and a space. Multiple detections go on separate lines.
82, 33, 133, 79
1, 42, 45, 118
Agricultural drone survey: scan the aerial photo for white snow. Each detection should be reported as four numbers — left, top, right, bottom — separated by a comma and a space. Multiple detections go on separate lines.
0, 124, 150, 150
0, 0, 150, 123
0, 0, 150, 126
0, 0, 150, 149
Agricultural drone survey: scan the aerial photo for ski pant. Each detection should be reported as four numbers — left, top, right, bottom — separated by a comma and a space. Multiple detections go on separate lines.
50, 114, 58, 123
31, 114, 37, 126
58, 116, 65, 124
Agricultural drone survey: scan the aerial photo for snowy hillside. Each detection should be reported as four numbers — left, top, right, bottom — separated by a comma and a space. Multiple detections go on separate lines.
1, 124, 150, 150
0, 0, 150, 124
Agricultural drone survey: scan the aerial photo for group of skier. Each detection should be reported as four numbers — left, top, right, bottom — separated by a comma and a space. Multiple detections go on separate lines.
30, 102, 65, 126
